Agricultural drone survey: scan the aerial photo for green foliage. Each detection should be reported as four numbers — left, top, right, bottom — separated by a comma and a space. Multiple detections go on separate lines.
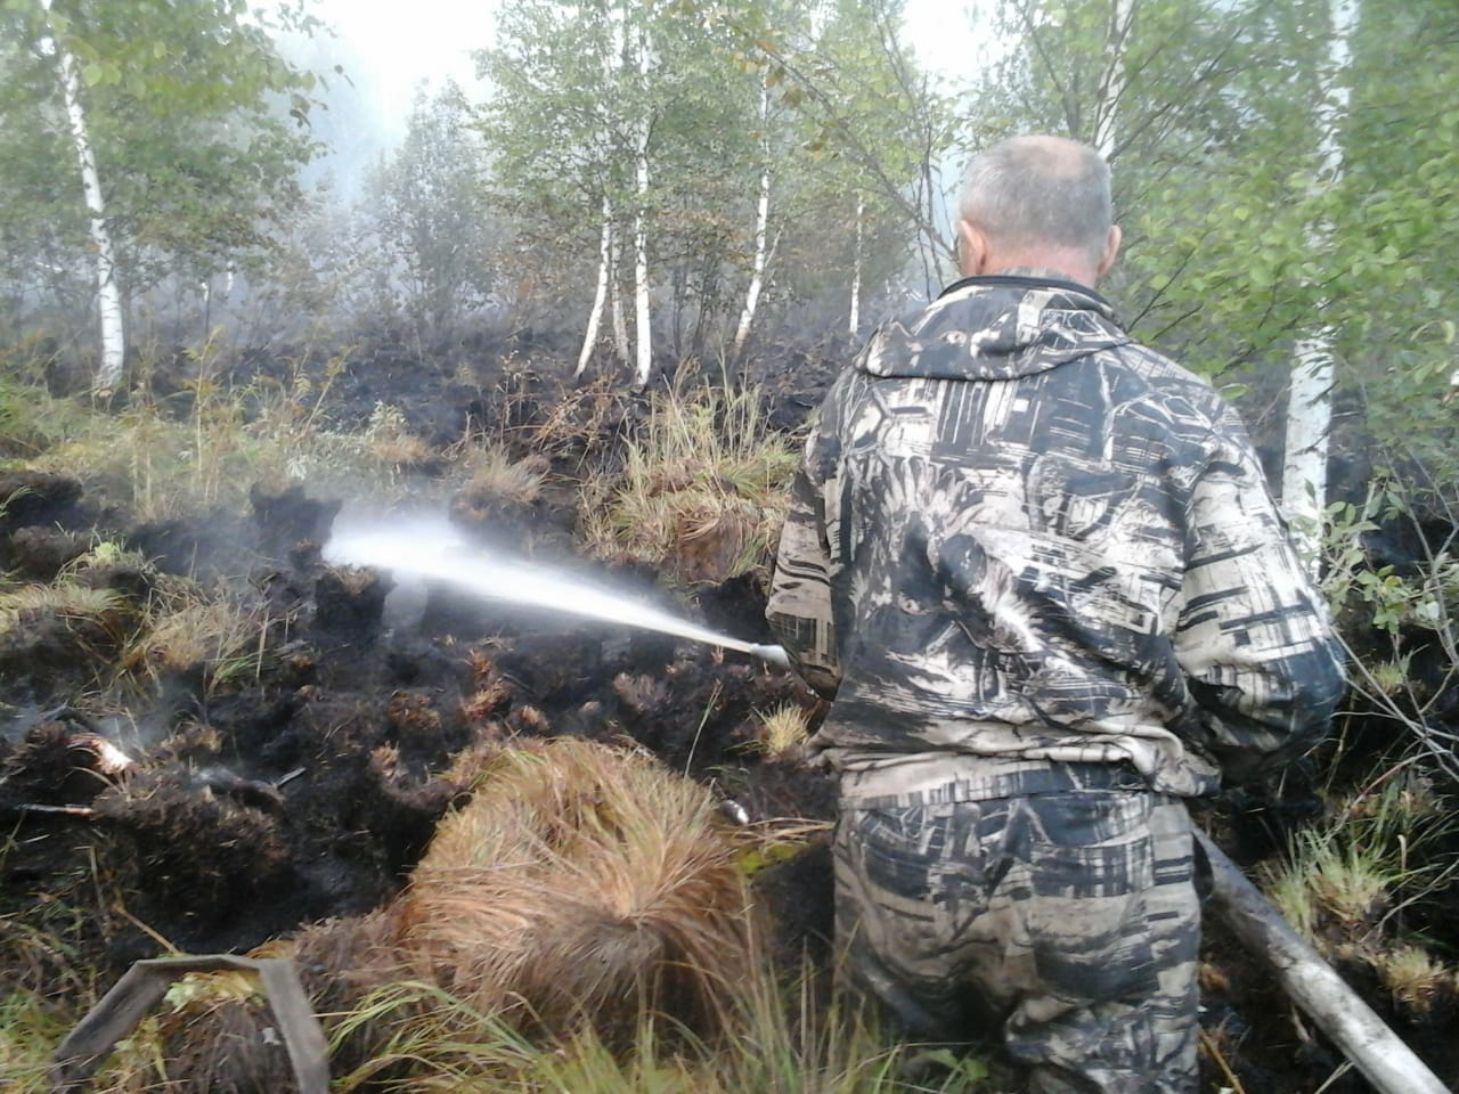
757, 0, 949, 304
0, 0, 322, 306
1323, 484, 1458, 637
363, 81, 497, 339
952, 0, 1459, 580
475, 0, 938, 348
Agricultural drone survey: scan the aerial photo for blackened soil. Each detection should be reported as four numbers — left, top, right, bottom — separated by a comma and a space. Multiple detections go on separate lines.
0, 468, 829, 988
8, 352, 1458, 1094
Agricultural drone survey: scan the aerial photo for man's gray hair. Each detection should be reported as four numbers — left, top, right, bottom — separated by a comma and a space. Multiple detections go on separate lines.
958, 136, 1112, 260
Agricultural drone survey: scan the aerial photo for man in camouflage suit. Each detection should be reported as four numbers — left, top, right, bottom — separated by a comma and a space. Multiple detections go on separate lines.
766, 135, 1345, 1092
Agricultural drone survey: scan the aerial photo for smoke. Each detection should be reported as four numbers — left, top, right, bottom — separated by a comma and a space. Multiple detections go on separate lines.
283, 0, 497, 201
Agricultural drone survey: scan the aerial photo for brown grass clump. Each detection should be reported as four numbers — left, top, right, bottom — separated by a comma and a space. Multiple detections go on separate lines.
460, 446, 549, 508
147, 741, 758, 1088
398, 739, 755, 1044
580, 383, 797, 585
461, 679, 513, 726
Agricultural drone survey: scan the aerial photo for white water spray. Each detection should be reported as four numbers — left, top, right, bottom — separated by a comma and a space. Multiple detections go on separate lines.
323, 520, 789, 666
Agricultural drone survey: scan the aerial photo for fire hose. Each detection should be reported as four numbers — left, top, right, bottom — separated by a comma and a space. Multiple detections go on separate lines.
1195, 830, 1449, 1094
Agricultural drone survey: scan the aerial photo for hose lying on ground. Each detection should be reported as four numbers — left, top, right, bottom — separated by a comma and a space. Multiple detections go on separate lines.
1196, 830, 1449, 1094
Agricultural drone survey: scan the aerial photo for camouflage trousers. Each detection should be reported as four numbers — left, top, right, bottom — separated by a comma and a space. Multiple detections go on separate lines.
834, 766, 1200, 1093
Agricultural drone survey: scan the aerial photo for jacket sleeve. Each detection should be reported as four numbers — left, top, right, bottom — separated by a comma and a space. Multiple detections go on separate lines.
1174, 412, 1347, 783
766, 427, 842, 699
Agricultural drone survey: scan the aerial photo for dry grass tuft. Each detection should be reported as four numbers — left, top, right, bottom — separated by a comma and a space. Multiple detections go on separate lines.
580, 382, 797, 585
1375, 944, 1452, 1014
758, 703, 812, 757
460, 446, 549, 508
59, 538, 150, 577
121, 587, 263, 692
365, 402, 436, 470
148, 741, 760, 1088
0, 583, 122, 634
399, 739, 755, 1044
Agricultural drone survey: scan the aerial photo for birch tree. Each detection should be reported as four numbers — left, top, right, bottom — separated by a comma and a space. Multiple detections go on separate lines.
577, 2, 629, 378
753, 0, 956, 284
36, 0, 122, 389
479, 0, 659, 380
0, 0, 319, 384
1280, 0, 1357, 568
578, 198, 616, 377
630, 14, 654, 387
732, 69, 773, 355
736, 0, 937, 326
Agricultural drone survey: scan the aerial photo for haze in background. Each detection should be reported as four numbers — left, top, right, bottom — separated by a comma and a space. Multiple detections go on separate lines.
304, 0, 990, 197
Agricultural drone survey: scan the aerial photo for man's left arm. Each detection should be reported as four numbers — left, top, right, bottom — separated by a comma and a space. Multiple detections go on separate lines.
1173, 409, 1347, 782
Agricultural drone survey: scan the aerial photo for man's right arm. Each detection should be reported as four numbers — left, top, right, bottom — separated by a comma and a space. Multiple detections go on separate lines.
1174, 413, 1347, 782
766, 426, 842, 699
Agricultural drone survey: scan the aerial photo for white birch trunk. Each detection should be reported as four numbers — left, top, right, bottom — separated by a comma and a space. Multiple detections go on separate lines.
1092, 0, 1133, 159
576, 196, 614, 378
733, 75, 772, 356
631, 20, 653, 389
41, 0, 125, 390
849, 194, 864, 336
1281, 0, 1357, 571
596, 1, 629, 368
609, 223, 630, 363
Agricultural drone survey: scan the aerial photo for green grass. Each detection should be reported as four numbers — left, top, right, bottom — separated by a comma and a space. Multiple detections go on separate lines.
0, 961, 993, 1094
0, 988, 75, 1093
331, 969, 990, 1093
1262, 767, 1459, 1014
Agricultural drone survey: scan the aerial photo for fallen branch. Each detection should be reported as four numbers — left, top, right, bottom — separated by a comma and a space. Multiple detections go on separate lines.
1196, 830, 1449, 1094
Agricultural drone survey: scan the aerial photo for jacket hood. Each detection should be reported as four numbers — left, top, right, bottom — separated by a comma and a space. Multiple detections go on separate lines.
858, 275, 1131, 381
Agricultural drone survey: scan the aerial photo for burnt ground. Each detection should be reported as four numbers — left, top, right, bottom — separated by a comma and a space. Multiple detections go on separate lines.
0, 470, 834, 974
5, 350, 1459, 1092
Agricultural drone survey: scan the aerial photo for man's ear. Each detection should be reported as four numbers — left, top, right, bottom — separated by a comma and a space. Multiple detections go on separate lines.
1097, 223, 1123, 280
957, 218, 988, 278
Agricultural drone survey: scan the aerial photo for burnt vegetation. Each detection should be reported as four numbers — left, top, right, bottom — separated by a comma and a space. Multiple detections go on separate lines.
2, 0, 1458, 1089
0, 345, 1454, 1093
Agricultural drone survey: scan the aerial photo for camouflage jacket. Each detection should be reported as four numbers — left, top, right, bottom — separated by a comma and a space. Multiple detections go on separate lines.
767, 275, 1346, 801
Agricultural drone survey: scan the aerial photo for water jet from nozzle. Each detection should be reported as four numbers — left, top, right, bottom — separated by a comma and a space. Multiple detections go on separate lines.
323, 520, 789, 666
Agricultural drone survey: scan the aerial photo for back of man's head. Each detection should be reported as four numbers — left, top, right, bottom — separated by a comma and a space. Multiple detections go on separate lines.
957, 136, 1115, 278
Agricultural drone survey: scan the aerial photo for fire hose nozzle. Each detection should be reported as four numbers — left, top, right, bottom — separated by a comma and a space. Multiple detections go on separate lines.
746, 643, 791, 668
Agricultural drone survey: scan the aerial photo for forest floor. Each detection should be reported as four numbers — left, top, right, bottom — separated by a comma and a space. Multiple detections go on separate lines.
2, 340, 1456, 1092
